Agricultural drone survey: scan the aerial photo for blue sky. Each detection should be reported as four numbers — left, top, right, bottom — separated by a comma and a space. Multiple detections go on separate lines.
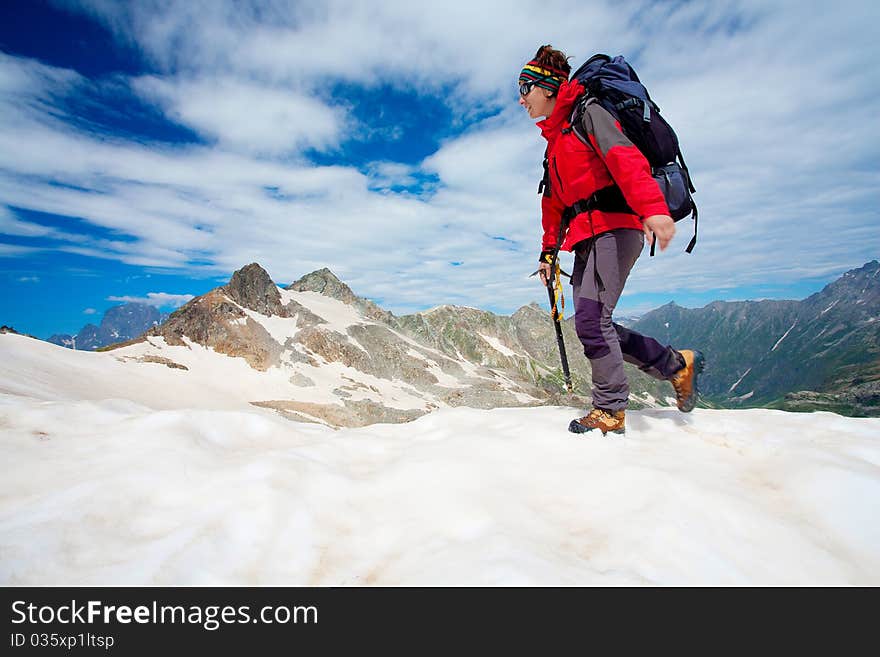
1, 0, 878, 339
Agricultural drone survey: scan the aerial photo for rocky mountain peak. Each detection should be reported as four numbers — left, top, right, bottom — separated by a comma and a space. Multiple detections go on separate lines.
511, 303, 545, 323
46, 302, 166, 351
834, 259, 879, 289
852, 260, 879, 276
225, 262, 288, 317
804, 260, 880, 312
287, 268, 357, 305
102, 303, 161, 328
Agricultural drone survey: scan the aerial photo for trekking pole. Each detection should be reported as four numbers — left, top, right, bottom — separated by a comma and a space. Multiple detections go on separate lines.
547, 264, 573, 393
532, 253, 573, 393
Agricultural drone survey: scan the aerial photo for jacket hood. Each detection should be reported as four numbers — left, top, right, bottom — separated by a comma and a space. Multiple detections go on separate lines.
536, 79, 585, 141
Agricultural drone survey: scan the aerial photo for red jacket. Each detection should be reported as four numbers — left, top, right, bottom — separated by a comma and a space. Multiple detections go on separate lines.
537, 80, 669, 253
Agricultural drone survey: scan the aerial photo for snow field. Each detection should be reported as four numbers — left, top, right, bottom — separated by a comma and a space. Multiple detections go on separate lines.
1, 389, 878, 585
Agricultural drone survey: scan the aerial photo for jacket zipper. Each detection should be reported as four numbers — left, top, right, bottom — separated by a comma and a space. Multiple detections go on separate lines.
552, 156, 565, 196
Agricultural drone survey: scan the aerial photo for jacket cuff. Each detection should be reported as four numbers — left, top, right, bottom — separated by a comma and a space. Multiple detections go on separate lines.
638, 201, 671, 220
539, 250, 555, 264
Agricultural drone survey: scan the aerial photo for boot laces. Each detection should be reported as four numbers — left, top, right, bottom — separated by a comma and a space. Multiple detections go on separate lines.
585, 408, 612, 422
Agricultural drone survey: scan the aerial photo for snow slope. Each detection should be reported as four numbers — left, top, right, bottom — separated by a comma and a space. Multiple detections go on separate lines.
43, 285, 540, 424
1, 333, 878, 585
0, 326, 431, 415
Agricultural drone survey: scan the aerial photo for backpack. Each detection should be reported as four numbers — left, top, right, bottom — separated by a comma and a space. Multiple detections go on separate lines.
569, 54, 698, 255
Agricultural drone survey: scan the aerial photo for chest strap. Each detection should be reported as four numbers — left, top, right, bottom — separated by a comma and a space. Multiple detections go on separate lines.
561, 185, 634, 222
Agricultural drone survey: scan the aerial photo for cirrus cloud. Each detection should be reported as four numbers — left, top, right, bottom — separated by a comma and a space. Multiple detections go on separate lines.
107, 292, 194, 308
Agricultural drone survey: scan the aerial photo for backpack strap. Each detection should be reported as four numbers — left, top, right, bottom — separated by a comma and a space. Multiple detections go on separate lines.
538, 148, 550, 195
569, 94, 596, 134
685, 204, 698, 253
676, 145, 698, 253
565, 101, 638, 223
648, 203, 697, 256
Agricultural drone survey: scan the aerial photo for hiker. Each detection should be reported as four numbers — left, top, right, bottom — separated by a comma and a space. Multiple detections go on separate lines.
519, 45, 703, 436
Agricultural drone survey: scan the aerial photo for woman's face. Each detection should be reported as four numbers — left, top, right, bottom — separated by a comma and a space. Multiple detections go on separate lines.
519, 84, 556, 119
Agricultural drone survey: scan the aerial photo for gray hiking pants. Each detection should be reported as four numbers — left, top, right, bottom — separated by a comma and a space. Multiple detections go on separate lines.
571, 228, 685, 411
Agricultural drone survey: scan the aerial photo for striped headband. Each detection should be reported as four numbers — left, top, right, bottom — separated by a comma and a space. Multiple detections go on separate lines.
519, 60, 568, 93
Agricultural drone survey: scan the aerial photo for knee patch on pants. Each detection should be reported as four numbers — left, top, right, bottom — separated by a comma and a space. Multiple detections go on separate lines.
575, 297, 611, 359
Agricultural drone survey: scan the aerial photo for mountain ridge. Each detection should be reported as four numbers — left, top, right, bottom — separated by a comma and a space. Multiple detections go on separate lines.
47, 303, 168, 351
632, 260, 879, 414
25, 259, 880, 423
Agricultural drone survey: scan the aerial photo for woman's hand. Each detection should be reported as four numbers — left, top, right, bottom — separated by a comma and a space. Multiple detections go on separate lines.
643, 214, 676, 251
537, 261, 552, 286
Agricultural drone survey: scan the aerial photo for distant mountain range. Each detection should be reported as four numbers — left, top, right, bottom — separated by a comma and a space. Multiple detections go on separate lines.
631, 260, 880, 416
26, 259, 880, 421
47, 303, 168, 351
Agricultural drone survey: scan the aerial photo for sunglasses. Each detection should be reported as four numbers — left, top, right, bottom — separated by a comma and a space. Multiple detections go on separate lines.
519, 79, 541, 97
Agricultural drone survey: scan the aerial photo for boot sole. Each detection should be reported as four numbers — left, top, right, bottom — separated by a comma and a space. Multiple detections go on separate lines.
568, 420, 590, 434
568, 420, 625, 436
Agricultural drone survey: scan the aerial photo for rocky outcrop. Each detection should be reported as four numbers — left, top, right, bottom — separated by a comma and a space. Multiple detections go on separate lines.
138, 263, 311, 370
287, 267, 358, 304
225, 262, 292, 317
2, 325, 39, 339
139, 355, 189, 370
250, 399, 427, 428
396, 301, 671, 407
287, 268, 395, 324
777, 383, 880, 417
147, 288, 283, 371
296, 326, 373, 371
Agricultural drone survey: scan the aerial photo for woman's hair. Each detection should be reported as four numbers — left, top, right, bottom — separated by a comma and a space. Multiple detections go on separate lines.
532, 44, 571, 78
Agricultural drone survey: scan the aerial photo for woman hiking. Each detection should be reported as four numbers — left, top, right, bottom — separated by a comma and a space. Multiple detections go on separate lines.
519, 45, 704, 436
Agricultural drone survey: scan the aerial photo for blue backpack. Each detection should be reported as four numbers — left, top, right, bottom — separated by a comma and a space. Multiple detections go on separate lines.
570, 54, 697, 254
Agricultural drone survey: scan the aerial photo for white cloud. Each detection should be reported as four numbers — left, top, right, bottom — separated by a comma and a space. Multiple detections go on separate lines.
65, 0, 626, 97
106, 292, 194, 308
0, 244, 43, 257
83, 308, 97, 315
1, 205, 52, 238
0, 51, 81, 99
17, 276, 40, 283
132, 75, 344, 154
365, 162, 419, 190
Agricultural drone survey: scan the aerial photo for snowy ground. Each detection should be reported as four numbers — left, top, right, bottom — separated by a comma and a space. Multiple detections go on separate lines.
1, 334, 879, 585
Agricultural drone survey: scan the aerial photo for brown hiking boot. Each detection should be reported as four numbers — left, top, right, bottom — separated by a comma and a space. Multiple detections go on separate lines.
568, 408, 626, 436
670, 349, 705, 413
